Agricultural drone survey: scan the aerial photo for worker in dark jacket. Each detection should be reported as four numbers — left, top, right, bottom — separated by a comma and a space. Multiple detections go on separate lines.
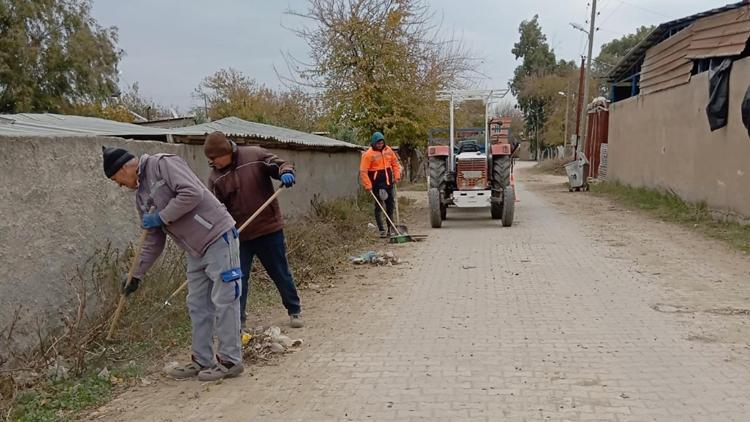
103, 146, 243, 381
359, 131, 401, 237
204, 131, 303, 329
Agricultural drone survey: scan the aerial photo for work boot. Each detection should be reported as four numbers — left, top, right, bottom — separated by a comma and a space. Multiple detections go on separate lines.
164, 359, 205, 380
290, 313, 304, 328
379, 230, 388, 238
197, 359, 244, 382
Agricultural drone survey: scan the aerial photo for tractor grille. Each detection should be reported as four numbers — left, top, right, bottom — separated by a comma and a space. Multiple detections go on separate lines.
456, 159, 487, 189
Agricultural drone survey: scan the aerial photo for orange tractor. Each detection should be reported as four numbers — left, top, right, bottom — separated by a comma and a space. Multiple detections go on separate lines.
427, 90, 517, 228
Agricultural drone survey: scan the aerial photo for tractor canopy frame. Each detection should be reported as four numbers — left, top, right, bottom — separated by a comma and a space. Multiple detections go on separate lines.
433, 89, 511, 170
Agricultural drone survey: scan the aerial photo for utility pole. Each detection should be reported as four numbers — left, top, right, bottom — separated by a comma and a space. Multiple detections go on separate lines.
580, 0, 598, 155
560, 85, 571, 151
574, 57, 585, 152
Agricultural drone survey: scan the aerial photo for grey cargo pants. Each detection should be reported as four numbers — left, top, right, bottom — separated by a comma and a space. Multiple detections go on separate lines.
186, 229, 242, 366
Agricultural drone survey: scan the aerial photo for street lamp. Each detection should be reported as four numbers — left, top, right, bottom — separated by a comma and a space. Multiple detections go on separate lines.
570, 22, 589, 35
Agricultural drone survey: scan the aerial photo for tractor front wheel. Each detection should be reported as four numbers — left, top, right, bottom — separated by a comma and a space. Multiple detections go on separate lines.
502, 186, 515, 227
428, 188, 443, 228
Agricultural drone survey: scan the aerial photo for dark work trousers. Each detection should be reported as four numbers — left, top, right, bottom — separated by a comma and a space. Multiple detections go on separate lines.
238, 229, 301, 322
373, 186, 395, 232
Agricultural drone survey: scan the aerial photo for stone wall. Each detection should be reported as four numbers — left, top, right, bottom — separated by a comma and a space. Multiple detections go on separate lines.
0, 135, 361, 358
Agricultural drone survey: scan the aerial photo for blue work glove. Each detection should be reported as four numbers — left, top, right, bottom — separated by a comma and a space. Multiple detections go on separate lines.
142, 212, 163, 229
280, 173, 295, 188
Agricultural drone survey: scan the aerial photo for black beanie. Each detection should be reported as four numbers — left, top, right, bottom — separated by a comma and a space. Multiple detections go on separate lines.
102, 146, 135, 178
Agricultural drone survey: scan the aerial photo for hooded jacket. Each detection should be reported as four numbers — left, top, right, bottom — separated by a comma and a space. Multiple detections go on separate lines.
359, 145, 401, 190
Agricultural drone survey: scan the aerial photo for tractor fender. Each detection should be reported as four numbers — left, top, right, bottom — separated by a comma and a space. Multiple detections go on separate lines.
490, 143, 511, 156
428, 145, 450, 157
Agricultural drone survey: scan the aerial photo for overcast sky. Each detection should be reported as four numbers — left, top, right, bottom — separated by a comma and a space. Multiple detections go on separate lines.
91, 0, 730, 111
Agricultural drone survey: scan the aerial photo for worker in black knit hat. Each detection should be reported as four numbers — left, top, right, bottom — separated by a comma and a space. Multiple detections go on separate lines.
101, 145, 244, 382
102, 146, 135, 181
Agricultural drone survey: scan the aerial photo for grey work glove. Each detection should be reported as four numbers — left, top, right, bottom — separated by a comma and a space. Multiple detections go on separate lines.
378, 189, 389, 201
121, 276, 141, 296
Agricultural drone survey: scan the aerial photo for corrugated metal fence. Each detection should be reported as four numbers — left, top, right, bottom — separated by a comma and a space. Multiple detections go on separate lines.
585, 103, 609, 179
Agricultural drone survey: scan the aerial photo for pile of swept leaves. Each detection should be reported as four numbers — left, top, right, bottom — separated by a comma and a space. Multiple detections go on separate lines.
241, 326, 303, 365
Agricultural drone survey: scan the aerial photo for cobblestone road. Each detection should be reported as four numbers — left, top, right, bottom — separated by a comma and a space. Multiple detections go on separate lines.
103, 165, 750, 421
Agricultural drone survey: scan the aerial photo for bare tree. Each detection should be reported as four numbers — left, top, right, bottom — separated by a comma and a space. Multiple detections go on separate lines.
280, 0, 482, 148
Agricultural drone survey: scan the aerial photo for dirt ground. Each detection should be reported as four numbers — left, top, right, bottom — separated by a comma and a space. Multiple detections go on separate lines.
86, 162, 750, 421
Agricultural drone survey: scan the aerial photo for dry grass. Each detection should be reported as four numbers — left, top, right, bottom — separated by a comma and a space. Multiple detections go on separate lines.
1, 194, 378, 421
397, 180, 427, 191
284, 193, 376, 287
593, 182, 750, 254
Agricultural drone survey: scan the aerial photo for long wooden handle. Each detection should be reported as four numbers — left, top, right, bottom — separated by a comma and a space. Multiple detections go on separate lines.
238, 188, 284, 232
164, 188, 286, 307
107, 229, 149, 340
165, 279, 188, 302
393, 185, 400, 226
369, 190, 402, 236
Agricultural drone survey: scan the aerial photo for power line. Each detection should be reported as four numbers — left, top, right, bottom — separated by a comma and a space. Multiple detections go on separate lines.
620, 0, 668, 18
599, 0, 625, 26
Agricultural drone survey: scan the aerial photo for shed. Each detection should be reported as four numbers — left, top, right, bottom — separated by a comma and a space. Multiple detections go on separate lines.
606, 2, 750, 102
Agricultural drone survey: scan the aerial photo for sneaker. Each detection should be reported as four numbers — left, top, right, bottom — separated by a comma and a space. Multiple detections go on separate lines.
164, 360, 205, 379
290, 313, 304, 328
197, 360, 244, 382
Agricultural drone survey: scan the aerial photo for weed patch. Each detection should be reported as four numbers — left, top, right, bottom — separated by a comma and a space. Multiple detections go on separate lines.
2, 195, 377, 421
592, 182, 750, 253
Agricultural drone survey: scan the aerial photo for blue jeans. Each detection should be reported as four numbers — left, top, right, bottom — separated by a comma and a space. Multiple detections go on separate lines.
239, 230, 301, 322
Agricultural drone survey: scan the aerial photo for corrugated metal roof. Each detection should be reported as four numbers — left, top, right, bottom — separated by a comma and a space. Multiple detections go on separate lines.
170, 117, 363, 151
686, 5, 750, 59
606, 1, 749, 83
640, 24, 695, 95
0, 113, 170, 137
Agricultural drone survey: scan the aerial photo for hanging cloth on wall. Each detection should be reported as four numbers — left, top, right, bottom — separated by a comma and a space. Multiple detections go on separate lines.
742, 84, 750, 137
706, 58, 733, 131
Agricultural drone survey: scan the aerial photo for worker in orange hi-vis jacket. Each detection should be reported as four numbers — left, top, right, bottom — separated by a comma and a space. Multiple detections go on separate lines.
359, 131, 401, 237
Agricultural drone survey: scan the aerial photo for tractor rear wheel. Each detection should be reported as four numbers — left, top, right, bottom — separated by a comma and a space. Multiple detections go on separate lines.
429, 157, 447, 190
492, 156, 511, 191
428, 188, 442, 228
502, 186, 515, 227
